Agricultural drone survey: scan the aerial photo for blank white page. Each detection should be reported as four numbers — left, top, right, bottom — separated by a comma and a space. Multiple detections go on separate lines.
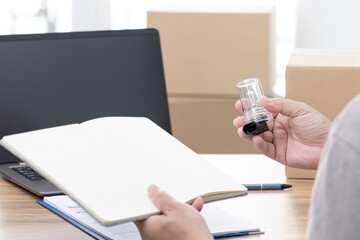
2, 117, 246, 224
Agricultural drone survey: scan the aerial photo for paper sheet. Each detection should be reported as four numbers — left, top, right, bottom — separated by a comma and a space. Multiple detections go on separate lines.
44, 195, 261, 240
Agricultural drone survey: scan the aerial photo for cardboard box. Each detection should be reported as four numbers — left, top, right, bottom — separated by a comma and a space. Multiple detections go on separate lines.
169, 97, 258, 153
147, 4, 276, 97
147, 4, 275, 153
286, 49, 360, 178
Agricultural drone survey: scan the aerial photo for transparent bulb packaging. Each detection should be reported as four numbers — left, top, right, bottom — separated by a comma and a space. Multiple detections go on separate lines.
236, 78, 273, 135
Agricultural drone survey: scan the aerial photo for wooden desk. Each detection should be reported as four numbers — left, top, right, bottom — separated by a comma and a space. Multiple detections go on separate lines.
0, 154, 314, 239
205, 155, 314, 240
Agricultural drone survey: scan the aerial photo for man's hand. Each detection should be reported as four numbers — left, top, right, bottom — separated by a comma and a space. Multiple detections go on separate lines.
134, 185, 214, 240
234, 97, 331, 169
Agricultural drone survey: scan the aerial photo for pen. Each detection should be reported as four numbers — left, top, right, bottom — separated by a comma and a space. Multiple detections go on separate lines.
213, 231, 265, 238
243, 183, 292, 190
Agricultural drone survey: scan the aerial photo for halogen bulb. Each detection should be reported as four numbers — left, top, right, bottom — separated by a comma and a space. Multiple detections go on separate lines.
248, 89, 257, 109
236, 78, 273, 135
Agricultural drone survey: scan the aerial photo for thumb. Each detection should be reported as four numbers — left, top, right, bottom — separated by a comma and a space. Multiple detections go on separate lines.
148, 184, 177, 213
191, 197, 204, 212
261, 97, 307, 118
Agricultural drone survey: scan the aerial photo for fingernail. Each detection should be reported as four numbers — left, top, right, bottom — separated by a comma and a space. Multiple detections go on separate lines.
263, 96, 272, 103
148, 184, 160, 197
148, 184, 163, 197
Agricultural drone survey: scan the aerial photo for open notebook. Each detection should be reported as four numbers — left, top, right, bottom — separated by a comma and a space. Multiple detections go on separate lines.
1, 117, 247, 224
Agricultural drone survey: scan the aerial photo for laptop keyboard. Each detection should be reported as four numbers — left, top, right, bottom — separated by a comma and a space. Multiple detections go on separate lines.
12, 166, 44, 181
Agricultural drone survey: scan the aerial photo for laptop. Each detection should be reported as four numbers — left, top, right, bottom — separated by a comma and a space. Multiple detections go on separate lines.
0, 28, 171, 197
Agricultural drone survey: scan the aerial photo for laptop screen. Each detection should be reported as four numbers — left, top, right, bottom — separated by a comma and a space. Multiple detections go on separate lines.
0, 29, 171, 164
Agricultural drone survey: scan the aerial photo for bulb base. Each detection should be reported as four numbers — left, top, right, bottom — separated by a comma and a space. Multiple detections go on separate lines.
243, 120, 269, 135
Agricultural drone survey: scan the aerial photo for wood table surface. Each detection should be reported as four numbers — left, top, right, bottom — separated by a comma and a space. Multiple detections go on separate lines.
0, 154, 314, 240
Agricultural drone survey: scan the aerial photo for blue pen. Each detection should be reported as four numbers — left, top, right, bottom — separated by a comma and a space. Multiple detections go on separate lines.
243, 183, 292, 190
213, 230, 265, 238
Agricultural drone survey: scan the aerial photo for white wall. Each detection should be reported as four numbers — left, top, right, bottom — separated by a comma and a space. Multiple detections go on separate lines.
72, 0, 111, 31
296, 0, 360, 49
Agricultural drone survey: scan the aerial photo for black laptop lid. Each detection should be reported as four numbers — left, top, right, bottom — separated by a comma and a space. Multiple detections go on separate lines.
0, 29, 171, 164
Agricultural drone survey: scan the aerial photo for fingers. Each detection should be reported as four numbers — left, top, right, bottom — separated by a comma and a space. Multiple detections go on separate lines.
134, 212, 162, 238
252, 135, 275, 159
233, 116, 245, 128
260, 130, 274, 143
133, 218, 144, 230
234, 100, 274, 142
191, 197, 204, 212
237, 127, 253, 141
148, 185, 177, 213
261, 97, 307, 118
147, 185, 204, 214
235, 100, 243, 112
233, 115, 254, 141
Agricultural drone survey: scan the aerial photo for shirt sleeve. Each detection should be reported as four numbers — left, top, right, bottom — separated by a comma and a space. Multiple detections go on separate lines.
307, 94, 360, 240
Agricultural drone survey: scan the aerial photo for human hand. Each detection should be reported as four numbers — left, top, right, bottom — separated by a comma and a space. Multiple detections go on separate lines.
134, 185, 214, 240
233, 97, 331, 169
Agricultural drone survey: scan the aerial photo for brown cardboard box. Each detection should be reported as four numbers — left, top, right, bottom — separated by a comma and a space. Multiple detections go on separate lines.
147, 4, 275, 153
147, 4, 276, 97
286, 49, 360, 178
169, 96, 258, 153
